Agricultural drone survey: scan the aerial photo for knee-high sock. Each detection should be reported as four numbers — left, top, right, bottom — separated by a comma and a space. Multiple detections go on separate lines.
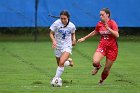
55, 66, 64, 78
101, 71, 109, 81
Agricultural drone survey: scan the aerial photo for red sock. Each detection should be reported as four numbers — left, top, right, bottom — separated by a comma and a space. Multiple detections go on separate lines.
101, 71, 109, 81
93, 63, 101, 69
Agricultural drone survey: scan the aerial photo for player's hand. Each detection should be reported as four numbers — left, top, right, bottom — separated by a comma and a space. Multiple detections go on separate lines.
105, 23, 111, 32
101, 18, 111, 31
105, 23, 108, 29
101, 18, 108, 29
77, 38, 85, 43
52, 40, 57, 49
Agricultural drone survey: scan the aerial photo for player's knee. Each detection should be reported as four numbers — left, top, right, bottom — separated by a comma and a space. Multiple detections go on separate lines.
59, 62, 64, 67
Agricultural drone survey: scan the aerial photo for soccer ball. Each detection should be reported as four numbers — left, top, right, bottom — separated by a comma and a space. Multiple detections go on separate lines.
50, 77, 62, 87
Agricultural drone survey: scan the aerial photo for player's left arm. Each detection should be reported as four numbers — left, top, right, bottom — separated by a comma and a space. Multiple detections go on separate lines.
71, 32, 76, 46
105, 21, 119, 38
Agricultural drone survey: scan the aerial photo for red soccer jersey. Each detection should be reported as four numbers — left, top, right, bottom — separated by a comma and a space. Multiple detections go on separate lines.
95, 19, 118, 46
95, 19, 118, 61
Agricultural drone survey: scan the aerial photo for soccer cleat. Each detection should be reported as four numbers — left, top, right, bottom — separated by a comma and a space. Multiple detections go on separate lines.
92, 66, 102, 75
68, 58, 74, 67
98, 80, 104, 86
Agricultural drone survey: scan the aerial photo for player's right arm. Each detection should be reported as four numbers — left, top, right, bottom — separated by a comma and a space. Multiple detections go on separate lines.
49, 30, 57, 48
77, 30, 98, 43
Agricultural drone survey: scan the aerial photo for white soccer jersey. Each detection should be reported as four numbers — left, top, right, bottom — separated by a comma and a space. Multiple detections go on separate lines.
50, 19, 76, 49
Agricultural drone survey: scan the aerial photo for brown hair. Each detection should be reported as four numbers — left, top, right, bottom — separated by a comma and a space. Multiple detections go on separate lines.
101, 8, 111, 18
60, 10, 70, 27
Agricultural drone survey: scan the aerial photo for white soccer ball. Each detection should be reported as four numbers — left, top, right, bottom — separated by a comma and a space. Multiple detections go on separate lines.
50, 77, 62, 87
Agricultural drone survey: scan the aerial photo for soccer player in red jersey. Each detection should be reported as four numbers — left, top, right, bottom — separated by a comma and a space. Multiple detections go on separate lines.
77, 8, 119, 85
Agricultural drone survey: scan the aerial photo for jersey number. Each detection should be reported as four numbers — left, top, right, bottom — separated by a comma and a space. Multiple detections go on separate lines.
62, 32, 66, 39
103, 35, 109, 39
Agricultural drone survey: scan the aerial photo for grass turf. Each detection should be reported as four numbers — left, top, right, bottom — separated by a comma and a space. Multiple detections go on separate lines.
0, 36, 140, 93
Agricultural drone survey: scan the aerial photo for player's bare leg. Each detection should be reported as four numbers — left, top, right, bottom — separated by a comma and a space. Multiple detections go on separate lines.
56, 57, 73, 67
55, 52, 70, 78
99, 58, 114, 85
59, 52, 70, 67
92, 52, 104, 75
56, 57, 60, 66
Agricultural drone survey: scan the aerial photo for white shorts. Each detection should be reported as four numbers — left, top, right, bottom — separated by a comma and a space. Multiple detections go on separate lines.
55, 47, 72, 58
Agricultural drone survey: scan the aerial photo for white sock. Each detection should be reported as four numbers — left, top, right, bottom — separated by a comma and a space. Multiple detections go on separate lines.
55, 66, 64, 78
64, 60, 70, 67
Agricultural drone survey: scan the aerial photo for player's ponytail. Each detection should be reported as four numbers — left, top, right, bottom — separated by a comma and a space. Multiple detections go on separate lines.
60, 10, 70, 28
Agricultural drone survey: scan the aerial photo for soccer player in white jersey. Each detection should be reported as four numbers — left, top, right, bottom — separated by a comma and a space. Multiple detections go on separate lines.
49, 10, 76, 79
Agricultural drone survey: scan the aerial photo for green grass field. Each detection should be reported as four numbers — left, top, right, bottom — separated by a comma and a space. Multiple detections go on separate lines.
0, 36, 140, 93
